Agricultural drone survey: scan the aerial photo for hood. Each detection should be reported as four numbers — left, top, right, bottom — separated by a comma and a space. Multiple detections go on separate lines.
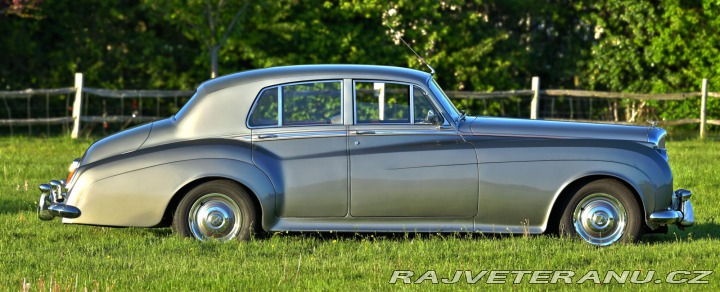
468, 117, 649, 142
82, 122, 153, 164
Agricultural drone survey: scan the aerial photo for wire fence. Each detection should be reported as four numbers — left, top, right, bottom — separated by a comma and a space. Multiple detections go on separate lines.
445, 77, 717, 138
77, 87, 194, 135
0, 73, 716, 138
0, 74, 194, 137
0, 87, 76, 135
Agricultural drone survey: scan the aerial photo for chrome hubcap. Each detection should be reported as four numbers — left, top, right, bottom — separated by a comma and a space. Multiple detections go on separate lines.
573, 193, 626, 246
188, 193, 242, 241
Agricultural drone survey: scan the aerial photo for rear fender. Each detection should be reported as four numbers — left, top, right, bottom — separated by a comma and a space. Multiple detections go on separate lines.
64, 159, 276, 229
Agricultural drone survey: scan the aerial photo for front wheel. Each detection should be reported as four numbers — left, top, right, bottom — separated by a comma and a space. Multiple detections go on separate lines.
559, 179, 642, 246
172, 180, 256, 241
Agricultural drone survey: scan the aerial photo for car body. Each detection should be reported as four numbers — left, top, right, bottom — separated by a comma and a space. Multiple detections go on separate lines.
38, 64, 695, 246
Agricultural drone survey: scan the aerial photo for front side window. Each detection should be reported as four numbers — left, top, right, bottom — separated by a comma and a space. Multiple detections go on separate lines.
354, 81, 442, 125
413, 86, 442, 125
248, 81, 342, 127
355, 81, 410, 124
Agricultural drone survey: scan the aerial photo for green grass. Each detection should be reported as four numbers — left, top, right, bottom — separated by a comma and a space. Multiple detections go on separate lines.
1, 137, 719, 290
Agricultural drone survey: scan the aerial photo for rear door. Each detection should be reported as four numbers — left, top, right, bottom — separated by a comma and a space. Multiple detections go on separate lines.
250, 80, 348, 217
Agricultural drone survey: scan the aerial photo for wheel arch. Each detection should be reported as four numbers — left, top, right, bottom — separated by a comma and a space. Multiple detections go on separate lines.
145, 159, 277, 231
156, 177, 264, 231
545, 174, 647, 234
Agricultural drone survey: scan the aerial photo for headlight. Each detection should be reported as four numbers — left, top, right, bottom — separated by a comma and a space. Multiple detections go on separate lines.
648, 127, 667, 149
648, 128, 668, 161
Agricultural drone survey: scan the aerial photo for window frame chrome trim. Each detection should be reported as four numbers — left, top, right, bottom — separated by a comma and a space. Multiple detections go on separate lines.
277, 85, 283, 127
410, 85, 415, 124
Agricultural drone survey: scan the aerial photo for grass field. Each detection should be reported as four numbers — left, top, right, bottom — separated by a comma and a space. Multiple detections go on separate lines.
1, 137, 718, 290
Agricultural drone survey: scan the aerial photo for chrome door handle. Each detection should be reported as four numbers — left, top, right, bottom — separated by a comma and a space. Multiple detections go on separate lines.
356, 130, 375, 135
258, 134, 278, 139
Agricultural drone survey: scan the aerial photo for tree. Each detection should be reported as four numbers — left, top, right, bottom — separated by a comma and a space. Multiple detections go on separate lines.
381, 0, 592, 116
1, 0, 43, 18
145, 0, 250, 79
582, 0, 720, 122
0, 0, 202, 90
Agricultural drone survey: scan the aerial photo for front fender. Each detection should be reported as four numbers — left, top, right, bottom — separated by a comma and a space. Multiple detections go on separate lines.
469, 138, 673, 233
475, 160, 659, 233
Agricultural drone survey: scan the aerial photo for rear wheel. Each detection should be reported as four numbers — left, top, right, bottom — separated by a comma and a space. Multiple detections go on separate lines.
559, 179, 642, 246
172, 180, 255, 241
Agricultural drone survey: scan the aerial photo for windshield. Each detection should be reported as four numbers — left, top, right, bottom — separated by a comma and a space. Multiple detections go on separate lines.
428, 79, 460, 122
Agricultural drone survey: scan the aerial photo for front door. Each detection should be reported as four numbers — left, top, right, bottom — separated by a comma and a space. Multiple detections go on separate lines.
349, 81, 478, 217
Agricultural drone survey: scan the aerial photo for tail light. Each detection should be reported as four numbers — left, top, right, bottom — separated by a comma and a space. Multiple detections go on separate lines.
67, 158, 81, 183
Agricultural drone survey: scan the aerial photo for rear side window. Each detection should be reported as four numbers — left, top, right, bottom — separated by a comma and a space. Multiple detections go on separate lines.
248, 81, 342, 128
283, 82, 342, 126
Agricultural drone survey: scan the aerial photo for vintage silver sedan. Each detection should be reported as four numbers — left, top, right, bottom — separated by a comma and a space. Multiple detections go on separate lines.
38, 65, 694, 246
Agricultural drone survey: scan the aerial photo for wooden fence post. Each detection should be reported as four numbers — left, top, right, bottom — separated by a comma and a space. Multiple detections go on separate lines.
71, 73, 83, 139
700, 78, 708, 139
531, 76, 540, 119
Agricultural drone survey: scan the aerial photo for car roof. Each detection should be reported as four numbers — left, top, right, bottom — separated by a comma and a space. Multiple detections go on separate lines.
198, 64, 432, 95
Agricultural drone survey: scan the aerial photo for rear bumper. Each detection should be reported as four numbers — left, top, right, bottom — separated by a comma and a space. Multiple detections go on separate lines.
648, 189, 694, 228
38, 180, 81, 221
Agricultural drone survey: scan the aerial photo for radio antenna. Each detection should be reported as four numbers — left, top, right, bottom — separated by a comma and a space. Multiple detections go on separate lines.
386, 24, 435, 75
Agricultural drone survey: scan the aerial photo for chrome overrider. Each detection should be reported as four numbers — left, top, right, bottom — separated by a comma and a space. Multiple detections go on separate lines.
649, 189, 694, 229
38, 180, 81, 220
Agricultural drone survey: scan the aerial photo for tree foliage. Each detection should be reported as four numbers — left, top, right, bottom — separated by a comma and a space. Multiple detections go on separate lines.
144, 0, 251, 78
1, 0, 43, 18
582, 0, 720, 121
1, 0, 719, 122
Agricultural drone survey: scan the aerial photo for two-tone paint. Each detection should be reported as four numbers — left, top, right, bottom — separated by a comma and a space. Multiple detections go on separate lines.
41, 65, 690, 237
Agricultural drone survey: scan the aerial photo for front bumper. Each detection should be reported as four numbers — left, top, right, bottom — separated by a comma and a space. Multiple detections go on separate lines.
38, 180, 81, 221
648, 189, 694, 229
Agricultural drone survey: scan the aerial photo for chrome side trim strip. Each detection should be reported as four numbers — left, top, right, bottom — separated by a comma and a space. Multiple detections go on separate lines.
349, 130, 458, 136
252, 130, 347, 141
471, 132, 576, 140
269, 218, 546, 234
270, 217, 475, 233
234, 135, 252, 142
